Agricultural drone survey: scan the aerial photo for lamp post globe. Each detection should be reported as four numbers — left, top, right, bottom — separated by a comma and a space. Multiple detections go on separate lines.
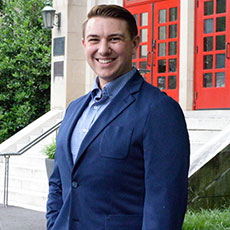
41, 2, 56, 29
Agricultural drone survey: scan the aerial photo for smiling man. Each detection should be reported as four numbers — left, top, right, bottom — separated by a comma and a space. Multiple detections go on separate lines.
46, 5, 190, 230
82, 15, 139, 88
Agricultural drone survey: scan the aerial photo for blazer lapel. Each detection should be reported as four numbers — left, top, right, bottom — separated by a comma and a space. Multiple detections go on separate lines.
63, 93, 92, 170
74, 72, 144, 168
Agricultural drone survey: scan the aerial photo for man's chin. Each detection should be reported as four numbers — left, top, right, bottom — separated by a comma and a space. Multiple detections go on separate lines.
97, 74, 121, 87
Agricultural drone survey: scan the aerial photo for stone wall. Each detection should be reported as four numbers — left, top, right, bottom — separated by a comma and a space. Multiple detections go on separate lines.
188, 145, 230, 209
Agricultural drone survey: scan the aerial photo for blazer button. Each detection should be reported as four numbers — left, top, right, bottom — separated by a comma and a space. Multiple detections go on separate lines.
72, 181, 79, 188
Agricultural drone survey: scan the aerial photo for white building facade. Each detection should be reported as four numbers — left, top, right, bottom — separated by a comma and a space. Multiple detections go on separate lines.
51, 0, 229, 111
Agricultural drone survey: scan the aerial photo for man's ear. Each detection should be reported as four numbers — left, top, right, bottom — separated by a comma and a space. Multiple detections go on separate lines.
82, 38, 86, 47
132, 35, 140, 55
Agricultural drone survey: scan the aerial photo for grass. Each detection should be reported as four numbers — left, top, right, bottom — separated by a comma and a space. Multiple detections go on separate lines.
183, 208, 230, 230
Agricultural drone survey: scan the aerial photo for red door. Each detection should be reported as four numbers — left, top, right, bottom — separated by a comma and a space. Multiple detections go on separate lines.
153, 0, 180, 101
127, 3, 153, 83
126, 0, 180, 102
194, 0, 230, 109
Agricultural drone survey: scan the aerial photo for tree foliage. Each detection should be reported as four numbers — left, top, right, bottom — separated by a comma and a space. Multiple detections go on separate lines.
0, 0, 51, 143
0, 0, 3, 12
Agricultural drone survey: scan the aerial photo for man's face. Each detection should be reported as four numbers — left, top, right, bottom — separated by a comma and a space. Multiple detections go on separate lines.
82, 17, 140, 88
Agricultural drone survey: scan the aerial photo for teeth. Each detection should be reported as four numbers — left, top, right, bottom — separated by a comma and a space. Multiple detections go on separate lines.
98, 59, 113, 64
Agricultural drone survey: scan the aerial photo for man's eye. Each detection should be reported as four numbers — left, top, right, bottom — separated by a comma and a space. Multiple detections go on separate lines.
88, 39, 99, 43
110, 37, 121, 42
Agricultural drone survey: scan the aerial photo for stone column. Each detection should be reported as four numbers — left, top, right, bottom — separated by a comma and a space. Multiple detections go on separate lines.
179, 0, 195, 110
51, 0, 87, 110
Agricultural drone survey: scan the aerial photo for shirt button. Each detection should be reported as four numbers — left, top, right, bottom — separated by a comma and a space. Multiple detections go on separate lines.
93, 105, 98, 110
83, 128, 87, 133
72, 181, 78, 188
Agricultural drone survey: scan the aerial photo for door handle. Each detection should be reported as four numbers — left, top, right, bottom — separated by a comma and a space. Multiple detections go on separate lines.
147, 51, 151, 66
225, 42, 230, 59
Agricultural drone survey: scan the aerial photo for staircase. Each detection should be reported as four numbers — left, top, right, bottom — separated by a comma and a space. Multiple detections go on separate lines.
0, 110, 64, 212
185, 110, 230, 156
0, 109, 230, 211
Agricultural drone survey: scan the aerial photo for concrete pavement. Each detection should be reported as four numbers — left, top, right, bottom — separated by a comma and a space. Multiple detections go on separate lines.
0, 205, 46, 230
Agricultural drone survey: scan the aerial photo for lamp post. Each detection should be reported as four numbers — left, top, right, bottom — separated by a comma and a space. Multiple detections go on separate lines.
41, 1, 61, 29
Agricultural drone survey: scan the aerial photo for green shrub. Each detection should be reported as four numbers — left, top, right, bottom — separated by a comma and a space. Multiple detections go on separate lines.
43, 141, 56, 159
0, 0, 51, 143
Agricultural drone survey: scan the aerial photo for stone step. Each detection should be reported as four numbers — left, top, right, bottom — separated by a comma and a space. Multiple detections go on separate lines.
185, 110, 230, 154
0, 175, 48, 193
15, 136, 55, 153
8, 154, 48, 168
190, 142, 204, 154
0, 163, 47, 180
0, 188, 47, 212
188, 130, 219, 143
184, 110, 230, 119
186, 118, 230, 131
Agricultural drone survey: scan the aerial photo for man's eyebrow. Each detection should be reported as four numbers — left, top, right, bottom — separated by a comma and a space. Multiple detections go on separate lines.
86, 33, 125, 39
86, 34, 99, 39
109, 33, 124, 38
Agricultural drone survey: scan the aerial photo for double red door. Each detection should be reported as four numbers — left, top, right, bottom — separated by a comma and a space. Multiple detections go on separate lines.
127, 0, 180, 102
194, 0, 230, 109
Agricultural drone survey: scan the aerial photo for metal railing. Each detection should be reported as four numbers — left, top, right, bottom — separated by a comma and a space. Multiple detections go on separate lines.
0, 120, 62, 207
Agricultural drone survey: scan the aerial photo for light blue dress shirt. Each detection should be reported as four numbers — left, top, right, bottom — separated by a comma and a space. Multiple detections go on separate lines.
71, 67, 137, 162
70, 67, 136, 163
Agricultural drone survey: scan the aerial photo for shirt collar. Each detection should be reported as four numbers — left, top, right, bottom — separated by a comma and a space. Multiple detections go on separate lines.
91, 67, 137, 102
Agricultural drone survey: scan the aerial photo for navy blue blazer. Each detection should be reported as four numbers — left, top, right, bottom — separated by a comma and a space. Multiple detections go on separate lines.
46, 70, 190, 230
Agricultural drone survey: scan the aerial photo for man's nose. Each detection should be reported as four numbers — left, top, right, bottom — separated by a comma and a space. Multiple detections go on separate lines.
98, 40, 111, 55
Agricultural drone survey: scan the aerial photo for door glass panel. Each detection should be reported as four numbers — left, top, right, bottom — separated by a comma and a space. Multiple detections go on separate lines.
159, 9, 167, 23
169, 41, 177, 55
141, 29, 148, 42
204, 55, 213, 69
169, 7, 177, 21
140, 12, 148, 26
140, 45, 147, 58
216, 17, 226, 32
204, 37, 213, 51
215, 72, 225, 87
139, 61, 147, 70
168, 75, 177, 89
203, 73, 213, 87
204, 19, 213, 33
169, 24, 177, 38
157, 76, 166, 90
158, 43, 166, 57
204, 1, 214, 15
216, 54, 225, 68
169, 59, 177, 72
158, 59, 166, 73
159, 26, 167, 40
216, 35, 225, 50
216, 0, 226, 14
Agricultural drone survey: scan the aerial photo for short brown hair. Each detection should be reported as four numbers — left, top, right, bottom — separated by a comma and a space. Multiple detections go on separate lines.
82, 4, 138, 40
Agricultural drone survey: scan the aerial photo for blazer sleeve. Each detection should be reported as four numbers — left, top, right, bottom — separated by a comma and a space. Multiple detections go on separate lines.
142, 96, 190, 230
46, 101, 75, 229
46, 158, 63, 230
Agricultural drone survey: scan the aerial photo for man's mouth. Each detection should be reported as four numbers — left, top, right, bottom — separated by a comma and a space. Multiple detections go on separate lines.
96, 58, 115, 64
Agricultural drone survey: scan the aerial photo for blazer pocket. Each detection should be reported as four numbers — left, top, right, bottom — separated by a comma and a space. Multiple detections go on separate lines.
105, 214, 142, 230
100, 126, 133, 159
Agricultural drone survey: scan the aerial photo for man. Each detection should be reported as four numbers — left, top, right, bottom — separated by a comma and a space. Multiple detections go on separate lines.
46, 4, 190, 230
